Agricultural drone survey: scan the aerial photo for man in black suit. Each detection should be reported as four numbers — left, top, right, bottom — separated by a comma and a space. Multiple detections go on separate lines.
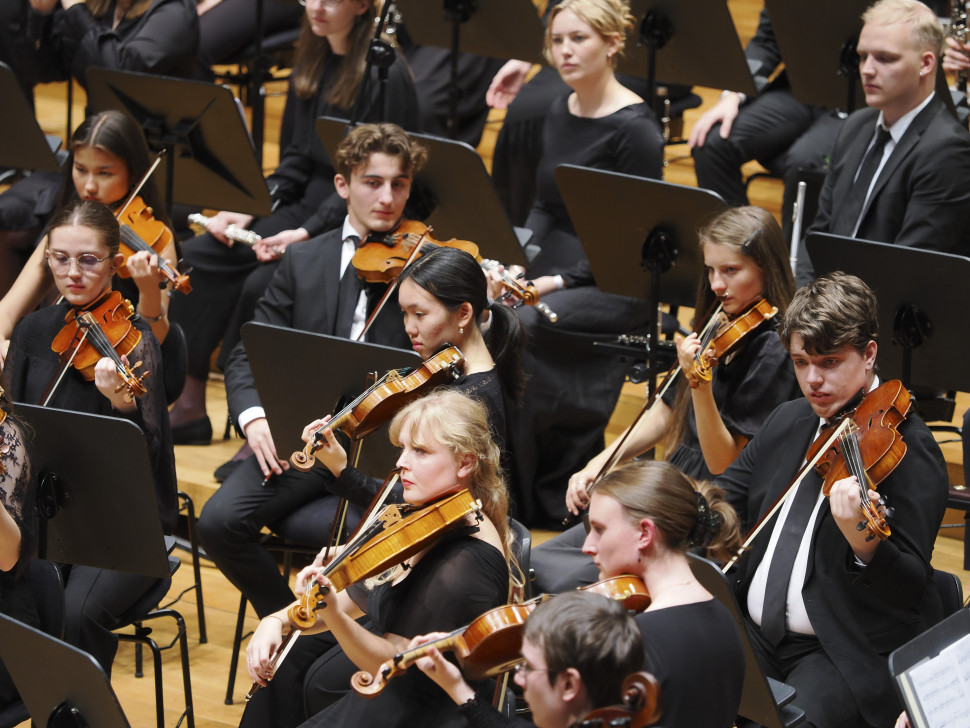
717, 272, 948, 728
797, 0, 970, 285
196, 123, 424, 618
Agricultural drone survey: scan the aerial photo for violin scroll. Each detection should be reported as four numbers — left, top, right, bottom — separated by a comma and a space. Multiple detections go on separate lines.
573, 671, 663, 728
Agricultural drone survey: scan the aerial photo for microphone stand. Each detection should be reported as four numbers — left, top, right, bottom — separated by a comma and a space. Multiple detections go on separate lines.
346, 0, 398, 131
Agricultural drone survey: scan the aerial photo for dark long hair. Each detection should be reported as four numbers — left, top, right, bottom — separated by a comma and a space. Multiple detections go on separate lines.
398, 247, 526, 405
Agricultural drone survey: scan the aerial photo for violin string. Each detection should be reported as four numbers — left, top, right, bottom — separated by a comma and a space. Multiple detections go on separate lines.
77, 313, 131, 379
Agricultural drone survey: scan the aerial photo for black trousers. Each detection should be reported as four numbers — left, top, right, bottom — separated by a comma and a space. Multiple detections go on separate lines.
691, 88, 843, 239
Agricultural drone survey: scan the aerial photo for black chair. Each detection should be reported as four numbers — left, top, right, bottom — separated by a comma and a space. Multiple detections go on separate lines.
932, 569, 965, 617
688, 554, 805, 728
113, 549, 194, 728
0, 559, 65, 728
509, 518, 533, 601
160, 491, 206, 643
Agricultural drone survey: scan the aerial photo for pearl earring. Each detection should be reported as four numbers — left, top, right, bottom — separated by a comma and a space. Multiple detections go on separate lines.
459, 326, 464, 335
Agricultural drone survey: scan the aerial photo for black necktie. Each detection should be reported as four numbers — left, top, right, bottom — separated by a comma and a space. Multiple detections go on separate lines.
838, 126, 892, 234
335, 235, 361, 339
759, 474, 822, 646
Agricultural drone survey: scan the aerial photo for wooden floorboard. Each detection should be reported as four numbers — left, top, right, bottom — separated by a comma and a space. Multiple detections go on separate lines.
13, 1, 967, 725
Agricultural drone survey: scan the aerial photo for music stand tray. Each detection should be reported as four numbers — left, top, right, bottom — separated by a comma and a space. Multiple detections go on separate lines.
85, 68, 273, 217
0, 614, 131, 728
555, 166, 723, 306
316, 117, 528, 266
806, 234, 970, 393
241, 323, 420, 478
0, 62, 60, 173
13, 405, 171, 579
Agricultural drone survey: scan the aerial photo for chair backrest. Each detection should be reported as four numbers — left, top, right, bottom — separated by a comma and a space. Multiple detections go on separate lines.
932, 569, 965, 617
508, 518, 533, 600
688, 554, 805, 728
21, 559, 64, 641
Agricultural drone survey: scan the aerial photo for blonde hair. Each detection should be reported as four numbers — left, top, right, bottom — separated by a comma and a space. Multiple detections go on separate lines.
543, 0, 635, 67
862, 0, 944, 56
389, 389, 514, 566
593, 460, 742, 563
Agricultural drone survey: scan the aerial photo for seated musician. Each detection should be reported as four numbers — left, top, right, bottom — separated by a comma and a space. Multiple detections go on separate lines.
411, 590, 646, 728
582, 460, 745, 728
715, 272, 949, 728
4, 200, 177, 677
796, 0, 970, 285
196, 123, 524, 628
531, 206, 798, 593
244, 390, 519, 728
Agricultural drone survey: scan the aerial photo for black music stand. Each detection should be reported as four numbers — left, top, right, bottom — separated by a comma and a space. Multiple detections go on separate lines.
556, 167, 724, 386
616, 0, 755, 112
398, 0, 545, 136
888, 609, 970, 728
316, 117, 529, 266
765, 0, 867, 113
85, 68, 273, 220
241, 323, 420, 478
0, 62, 60, 174
13, 404, 171, 579
0, 615, 131, 728
805, 234, 970, 394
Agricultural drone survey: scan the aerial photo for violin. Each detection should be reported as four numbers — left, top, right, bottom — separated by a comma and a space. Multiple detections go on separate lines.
805, 380, 911, 541
350, 575, 650, 698
247, 487, 481, 700
115, 196, 191, 294
352, 220, 481, 284
480, 259, 558, 323
48, 290, 149, 405
290, 345, 465, 471
690, 297, 777, 383
572, 672, 663, 728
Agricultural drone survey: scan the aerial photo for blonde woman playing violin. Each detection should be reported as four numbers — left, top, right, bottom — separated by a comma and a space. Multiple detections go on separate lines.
242, 390, 516, 728
532, 206, 799, 594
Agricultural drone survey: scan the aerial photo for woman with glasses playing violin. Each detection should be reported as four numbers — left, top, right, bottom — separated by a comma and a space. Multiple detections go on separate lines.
0, 111, 181, 382
3, 200, 177, 678
532, 206, 800, 594
242, 390, 518, 728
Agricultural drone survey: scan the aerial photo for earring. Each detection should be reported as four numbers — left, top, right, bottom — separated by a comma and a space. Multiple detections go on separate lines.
919, 70, 925, 77
459, 326, 464, 335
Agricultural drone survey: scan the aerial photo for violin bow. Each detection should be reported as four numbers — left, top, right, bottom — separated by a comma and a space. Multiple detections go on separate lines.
721, 418, 852, 573
355, 225, 433, 342
116, 150, 166, 216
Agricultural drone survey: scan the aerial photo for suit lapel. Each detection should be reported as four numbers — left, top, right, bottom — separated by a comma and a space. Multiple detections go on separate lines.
319, 234, 345, 336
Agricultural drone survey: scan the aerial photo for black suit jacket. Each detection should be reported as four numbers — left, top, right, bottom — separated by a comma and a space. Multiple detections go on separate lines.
801, 95, 970, 282
224, 230, 410, 420
716, 397, 948, 726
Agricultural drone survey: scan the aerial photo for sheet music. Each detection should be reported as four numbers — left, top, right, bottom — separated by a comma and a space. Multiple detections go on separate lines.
900, 633, 970, 728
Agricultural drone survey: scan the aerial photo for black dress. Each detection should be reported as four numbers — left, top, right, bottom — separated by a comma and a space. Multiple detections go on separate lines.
0, 411, 38, 709
5, 300, 177, 675
530, 323, 799, 593
636, 600, 745, 728
297, 530, 510, 728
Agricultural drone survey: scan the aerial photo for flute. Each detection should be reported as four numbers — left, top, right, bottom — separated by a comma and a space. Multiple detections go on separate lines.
187, 213, 261, 247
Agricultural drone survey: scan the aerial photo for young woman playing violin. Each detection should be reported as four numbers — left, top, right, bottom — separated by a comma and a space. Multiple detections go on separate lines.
582, 459, 745, 728
0, 110, 181, 367
530, 206, 800, 594
3, 200, 177, 677
242, 389, 517, 728
167, 0, 420, 443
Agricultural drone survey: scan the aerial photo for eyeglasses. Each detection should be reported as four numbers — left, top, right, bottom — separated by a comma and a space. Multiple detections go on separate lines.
298, 0, 346, 8
513, 662, 551, 677
46, 250, 112, 273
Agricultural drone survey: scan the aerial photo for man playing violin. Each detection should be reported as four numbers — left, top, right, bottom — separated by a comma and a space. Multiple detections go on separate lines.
716, 272, 948, 728
410, 590, 647, 728
196, 123, 422, 621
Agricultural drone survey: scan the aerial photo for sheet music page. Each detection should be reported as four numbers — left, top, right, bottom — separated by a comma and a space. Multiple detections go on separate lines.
903, 634, 970, 728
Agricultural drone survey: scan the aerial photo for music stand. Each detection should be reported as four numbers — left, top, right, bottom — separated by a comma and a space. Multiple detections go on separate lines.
616, 0, 755, 111
85, 68, 273, 219
765, 0, 867, 113
241, 323, 420, 478
888, 609, 970, 728
397, 0, 545, 136
806, 234, 970, 393
316, 117, 529, 266
0, 62, 60, 173
13, 404, 172, 579
0, 614, 131, 728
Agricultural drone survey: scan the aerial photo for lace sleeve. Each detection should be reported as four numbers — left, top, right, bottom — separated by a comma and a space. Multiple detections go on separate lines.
0, 418, 31, 530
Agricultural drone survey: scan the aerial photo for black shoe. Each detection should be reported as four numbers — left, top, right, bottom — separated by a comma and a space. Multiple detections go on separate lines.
213, 459, 243, 482
171, 416, 212, 445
